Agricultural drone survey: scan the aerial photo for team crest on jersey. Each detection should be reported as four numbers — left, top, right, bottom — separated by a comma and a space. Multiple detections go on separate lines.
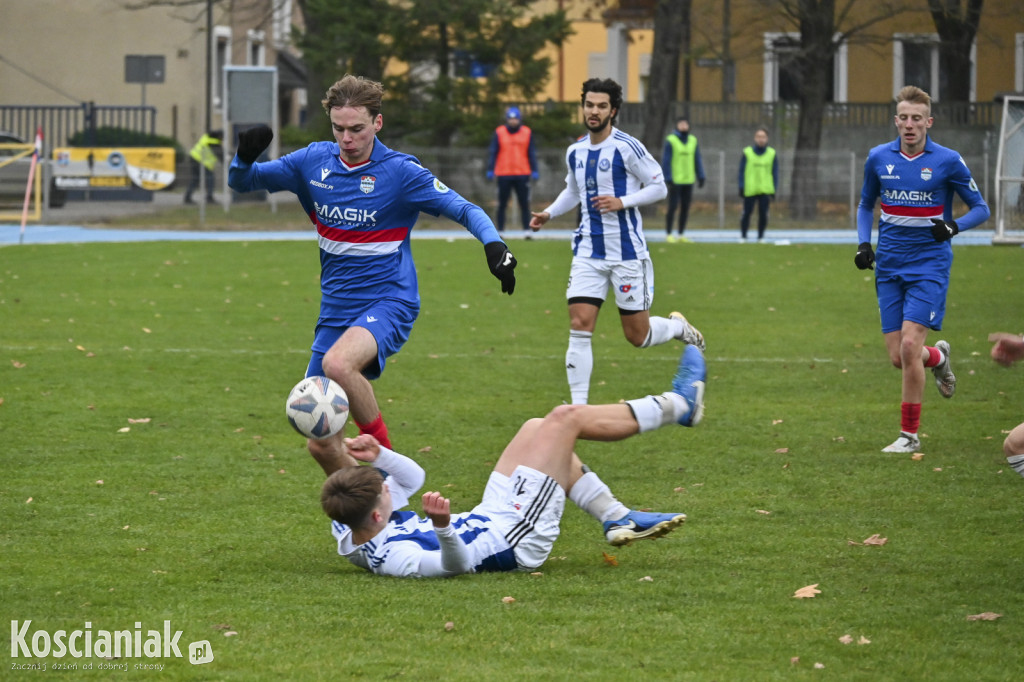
619, 284, 632, 293
921, 167, 932, 181
599, 158, 611, 171
360, 175, 376, 194
433, 178, 450, 193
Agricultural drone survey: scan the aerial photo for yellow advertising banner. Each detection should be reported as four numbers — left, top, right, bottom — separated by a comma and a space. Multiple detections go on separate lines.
52, 147, 176, 190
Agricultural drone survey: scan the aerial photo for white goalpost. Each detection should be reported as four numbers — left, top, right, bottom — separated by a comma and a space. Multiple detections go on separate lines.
992, 95, 1024, 244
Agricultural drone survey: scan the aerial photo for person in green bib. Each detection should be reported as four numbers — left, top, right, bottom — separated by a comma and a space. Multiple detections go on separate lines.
737, 127, 778, 243
184, 130, 223, 204
660, 118, 705, 243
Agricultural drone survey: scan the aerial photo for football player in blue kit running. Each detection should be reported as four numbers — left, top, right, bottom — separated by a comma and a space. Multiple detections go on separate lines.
228, 74, 517, 461
854, 85, 990, 453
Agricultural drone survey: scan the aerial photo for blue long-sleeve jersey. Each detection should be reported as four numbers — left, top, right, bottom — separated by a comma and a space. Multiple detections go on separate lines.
229, 139, 501, 326
857, 136, 989, 272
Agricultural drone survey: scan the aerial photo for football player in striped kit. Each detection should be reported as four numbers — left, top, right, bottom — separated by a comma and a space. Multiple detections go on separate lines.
530, 78, 705, 405
317, 344, 706, 578
228, 75, 517, 460
855, 85, 990, 453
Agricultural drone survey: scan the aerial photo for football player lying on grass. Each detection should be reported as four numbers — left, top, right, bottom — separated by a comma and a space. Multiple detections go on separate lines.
313, 344, 706, 578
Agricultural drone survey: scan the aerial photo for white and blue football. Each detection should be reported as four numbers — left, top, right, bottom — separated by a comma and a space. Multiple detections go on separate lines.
285, 376, 349, 440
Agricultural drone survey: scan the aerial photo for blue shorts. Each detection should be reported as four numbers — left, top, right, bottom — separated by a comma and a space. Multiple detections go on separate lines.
875, 273, 947, 334
306, 298, 418, 380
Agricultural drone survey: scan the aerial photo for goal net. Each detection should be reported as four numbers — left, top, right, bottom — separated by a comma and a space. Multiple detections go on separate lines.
993, 95, 1024, 244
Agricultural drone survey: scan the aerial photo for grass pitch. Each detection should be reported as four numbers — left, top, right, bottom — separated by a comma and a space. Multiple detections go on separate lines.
2, 236, 1023, 680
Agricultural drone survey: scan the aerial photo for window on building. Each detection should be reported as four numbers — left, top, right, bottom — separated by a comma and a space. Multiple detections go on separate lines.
763, 33, 845, 103
214, 26, 231, 111
1016, 33, 1024, 93
893, 33, 976, 101
272, 0, 292, 50
247, 30, 265, 66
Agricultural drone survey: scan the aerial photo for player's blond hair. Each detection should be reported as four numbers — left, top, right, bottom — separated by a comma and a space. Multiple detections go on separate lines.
896, 85, 932, 115
321, 75, 384, 118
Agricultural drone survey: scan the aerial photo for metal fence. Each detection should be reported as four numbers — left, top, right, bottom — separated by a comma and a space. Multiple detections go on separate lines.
0, 103, 157, 149
405, 146, 992, 230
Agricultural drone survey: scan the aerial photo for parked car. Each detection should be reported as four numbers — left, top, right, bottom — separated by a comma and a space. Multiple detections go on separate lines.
0, 131, 66, 208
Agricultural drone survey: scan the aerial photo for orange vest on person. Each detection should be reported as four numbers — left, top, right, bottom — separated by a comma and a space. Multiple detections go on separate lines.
494, 125, 533, 176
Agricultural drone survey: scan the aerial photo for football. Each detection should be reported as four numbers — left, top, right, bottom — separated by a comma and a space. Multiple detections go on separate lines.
285, 376, 349, 440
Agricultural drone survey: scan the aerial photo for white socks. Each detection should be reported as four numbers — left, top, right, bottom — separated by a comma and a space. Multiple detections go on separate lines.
1008, 454, 1024, 479
625, 392, 689, 433
642, 315, 682, 348
566, 330, 593, 405
569, 471, 629, 523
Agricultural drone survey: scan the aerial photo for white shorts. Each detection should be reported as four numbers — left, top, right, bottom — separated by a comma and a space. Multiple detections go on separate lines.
567, 256, 654, 312
475, 465, 565, 570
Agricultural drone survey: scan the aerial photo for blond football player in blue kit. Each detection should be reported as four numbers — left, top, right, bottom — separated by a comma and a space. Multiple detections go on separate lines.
228, 75, 517, 461
530, 78, 705, 405
855, 85, 990, 453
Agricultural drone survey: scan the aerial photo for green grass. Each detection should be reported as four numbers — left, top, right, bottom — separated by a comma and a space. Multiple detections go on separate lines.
2, 237, 1023, 680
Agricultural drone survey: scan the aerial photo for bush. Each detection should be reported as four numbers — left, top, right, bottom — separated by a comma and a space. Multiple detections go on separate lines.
67, 126, 183, 155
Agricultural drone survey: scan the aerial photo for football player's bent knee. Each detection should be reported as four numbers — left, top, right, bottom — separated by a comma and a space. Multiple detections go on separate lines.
1003, 428, 1024, 458
321, 352, 360, 381
545, 403, 587, 426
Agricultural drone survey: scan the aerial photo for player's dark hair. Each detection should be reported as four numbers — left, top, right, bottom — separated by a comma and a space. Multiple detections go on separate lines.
581, 78, 623, 124
322, 74, 385, 118
320, 466, 383, 528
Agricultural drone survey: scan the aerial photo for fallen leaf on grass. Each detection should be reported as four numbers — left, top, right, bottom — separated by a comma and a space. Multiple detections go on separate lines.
790, 657, 800, 665
862, 534, 888, 546
25, 497, 32, 504
772, 419, 784, 425
756, 510, 772, 515
838, 634, 854, 644
814, 663, 825, 669
966, 612, 1002, 621
142, 328, 151, 334
444, 621, 455, 631
793, 584, 821, 599
418, 446, 433, 453
638, 576, 653, 582
911, 452, 924, 461
224, 631, 238, 637
501, 596, 516, 604
602, 552, 618, 567
128, 418, 151, 424
117, 427, 130, 433
96, 480, 104, 485
11, 360, 26, 368
858, 636, 871, 645
775, 448, 789, 454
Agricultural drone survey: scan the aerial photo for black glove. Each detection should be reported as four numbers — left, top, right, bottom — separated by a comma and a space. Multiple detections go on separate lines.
698, 178, 705, 189
484, 241, 517, 295
930, 218, 959, 242
237, 125, 273, 164
854, 242, 875, 270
